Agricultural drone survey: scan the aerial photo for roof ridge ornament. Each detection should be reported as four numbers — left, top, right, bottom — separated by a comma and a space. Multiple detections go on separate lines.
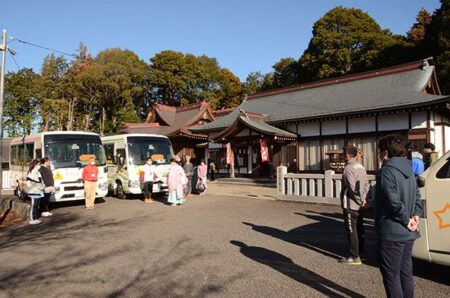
239, 109, 249, 119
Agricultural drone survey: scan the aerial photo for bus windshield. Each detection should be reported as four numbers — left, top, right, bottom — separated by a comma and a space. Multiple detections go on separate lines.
127, 137, 174, 165
44, 134, 106, 169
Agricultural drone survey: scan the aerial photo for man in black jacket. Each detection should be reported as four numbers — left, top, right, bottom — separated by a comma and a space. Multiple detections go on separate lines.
39, 157, 55, 217
375, 135, 423, 298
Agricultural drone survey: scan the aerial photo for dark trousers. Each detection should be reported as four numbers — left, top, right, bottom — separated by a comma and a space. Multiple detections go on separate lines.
30, 197, 41, 221
378, 239, 415, 298
39, 193, 51, 215
210, 171, 215, 181
343, 209, 365, 258
143, 182, 153, 198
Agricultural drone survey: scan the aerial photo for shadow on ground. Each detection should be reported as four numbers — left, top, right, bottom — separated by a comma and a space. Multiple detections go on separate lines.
0, 212, 241, 297
243, 209, 378, 267
231, 240, 365, 298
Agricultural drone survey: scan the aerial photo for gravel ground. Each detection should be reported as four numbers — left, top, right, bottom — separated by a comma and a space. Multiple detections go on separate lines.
0, 187, 448, 297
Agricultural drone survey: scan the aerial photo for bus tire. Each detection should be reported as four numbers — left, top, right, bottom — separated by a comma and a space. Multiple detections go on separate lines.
116, 182, 126, 200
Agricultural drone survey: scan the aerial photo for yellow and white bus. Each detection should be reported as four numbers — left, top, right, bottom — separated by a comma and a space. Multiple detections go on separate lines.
413, 149, 450, 266
9, 131, 108, 202
101, 134, 174, 199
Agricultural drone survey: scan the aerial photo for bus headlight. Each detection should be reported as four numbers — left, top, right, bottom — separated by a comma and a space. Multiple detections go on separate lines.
99, 182, 108, 190
128, 180, 140, 189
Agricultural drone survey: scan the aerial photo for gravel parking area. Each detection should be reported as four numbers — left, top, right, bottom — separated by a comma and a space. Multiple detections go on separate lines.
0, 189, 448, 297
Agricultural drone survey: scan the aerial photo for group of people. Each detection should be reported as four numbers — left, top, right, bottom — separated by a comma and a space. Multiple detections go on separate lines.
24, 157, 55, 224
139, 155, 209, 206
25, 156, 99, 224
340, 135, 434, 298
407, 142, 439, 177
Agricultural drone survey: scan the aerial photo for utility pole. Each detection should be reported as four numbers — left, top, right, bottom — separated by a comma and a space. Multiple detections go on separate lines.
0, 29, 7, 192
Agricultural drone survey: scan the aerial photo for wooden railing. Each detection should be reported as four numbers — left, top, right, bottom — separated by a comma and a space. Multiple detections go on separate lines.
277, 166, 376, 199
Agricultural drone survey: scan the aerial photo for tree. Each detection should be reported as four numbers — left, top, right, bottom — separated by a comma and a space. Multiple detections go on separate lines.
92, 48, 149, 134
272, 58, 300, 88
243, 71, 265, 95
3, 68, 39, 137
212, 68, 243, 109
407, 8, 431, 44
34, 54, 69, 131
298, 6, 400, 82
148, 50, 242, 108
422, 0, 450, 94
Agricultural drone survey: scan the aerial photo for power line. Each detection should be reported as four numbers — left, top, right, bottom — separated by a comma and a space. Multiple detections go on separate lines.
11, 37, 78, 58
10, 52, 20, 70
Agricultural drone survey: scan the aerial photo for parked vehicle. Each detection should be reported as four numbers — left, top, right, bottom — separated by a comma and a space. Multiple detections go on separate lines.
413, 149, 450, 266
101, 134, 174, 199
9, 131, 108, 202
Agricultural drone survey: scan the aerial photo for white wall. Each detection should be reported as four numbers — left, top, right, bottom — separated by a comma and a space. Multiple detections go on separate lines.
434, 125, 444, 158
298, 122, 320, 137
446, 126, 450, 154
209, 142, 224, 149
411, 111, 428, 129
348, 117, 376, 133
322, 119, 346, 135
378, 113, 409, 131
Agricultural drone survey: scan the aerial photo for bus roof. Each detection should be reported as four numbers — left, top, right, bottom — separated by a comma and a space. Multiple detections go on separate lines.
102, 133, 170, 142
10, 131, 101, 145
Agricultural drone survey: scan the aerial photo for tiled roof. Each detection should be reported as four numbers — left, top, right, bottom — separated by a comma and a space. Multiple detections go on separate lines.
192, 59, 449, 131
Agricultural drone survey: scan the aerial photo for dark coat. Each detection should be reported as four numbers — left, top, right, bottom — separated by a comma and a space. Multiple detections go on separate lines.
39, 166, 54, 187
375, 157, 423, 242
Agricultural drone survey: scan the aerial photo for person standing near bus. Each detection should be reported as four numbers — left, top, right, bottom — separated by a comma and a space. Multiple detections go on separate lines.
26, 159, 45, 224
82, 157, 98, 210
183, 155, 194, 197
39, 157, 55, 217
167, 156, 187, 206
340, 146, 369, 265
142, 157, 156, 204
375, 135, 423, 298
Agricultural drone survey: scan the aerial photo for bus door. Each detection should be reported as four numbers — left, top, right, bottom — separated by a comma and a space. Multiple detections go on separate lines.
115, 143, 127, 176
425, 155, 450, 258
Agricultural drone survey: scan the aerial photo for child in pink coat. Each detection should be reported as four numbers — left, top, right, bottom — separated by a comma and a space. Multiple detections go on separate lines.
167, 156, 187, 206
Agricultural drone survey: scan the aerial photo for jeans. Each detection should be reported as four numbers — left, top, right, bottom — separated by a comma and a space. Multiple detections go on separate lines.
378, 239, 415, 298
343, 209, 365, 258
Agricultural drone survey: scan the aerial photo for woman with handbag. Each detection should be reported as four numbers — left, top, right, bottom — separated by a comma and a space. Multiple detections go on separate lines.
26, 159, 45, 225
39, 157, 55, 217
196, 159, 208, 196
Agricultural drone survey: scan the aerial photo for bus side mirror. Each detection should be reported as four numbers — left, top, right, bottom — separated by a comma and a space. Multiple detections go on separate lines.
417, 176, 426, 188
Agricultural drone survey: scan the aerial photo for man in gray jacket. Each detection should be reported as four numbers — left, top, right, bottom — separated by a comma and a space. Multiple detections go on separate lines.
340, 146, 369, 265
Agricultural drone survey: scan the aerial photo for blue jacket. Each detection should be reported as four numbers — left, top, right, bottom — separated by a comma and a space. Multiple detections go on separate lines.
411, 156, 424, 176
375, 157, 423, 241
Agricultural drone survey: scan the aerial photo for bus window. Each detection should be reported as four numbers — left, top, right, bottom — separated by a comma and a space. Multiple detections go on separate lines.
436, 159, 450, 179
18, 144, 25, 166
10, 145, 18, 165
35, 148, 42, 160
116, 148, 126, 165
25, 143, 34, 164
104, 143, 114, 164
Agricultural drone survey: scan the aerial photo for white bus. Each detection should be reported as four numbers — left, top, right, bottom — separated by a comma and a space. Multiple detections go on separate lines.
101, 134, 174, 199
9, 131, 108, 202
413, 149, 450, 266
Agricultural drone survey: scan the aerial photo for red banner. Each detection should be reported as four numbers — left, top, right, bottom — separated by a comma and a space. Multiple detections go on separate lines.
260, 138, 269, 163
226, 143, 233, 165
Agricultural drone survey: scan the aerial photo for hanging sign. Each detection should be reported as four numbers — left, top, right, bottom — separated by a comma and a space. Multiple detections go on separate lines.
260, 138, 269, 163
226, 143, 233, 165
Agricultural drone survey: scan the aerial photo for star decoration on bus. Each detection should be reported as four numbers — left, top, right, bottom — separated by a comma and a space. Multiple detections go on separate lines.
433, 203, 450, 229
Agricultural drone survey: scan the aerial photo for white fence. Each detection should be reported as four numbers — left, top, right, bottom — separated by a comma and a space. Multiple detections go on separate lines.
277, 166, 376, 200
2, 170, 12, 190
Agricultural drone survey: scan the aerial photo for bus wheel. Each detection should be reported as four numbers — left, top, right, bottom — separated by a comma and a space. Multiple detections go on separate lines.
116, 183, 126, 200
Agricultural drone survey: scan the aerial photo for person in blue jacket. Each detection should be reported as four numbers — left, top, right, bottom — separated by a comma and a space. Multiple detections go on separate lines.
375, 135, 423, 298
406, 143, 424, 176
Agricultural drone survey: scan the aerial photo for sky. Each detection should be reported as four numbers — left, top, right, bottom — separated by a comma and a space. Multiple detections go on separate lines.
1, 0, 442, 81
